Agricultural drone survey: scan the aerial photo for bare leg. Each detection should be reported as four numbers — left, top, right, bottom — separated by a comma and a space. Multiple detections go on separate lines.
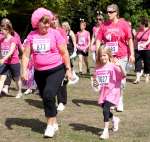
0, 75, 7, 94
84, 56, 89, 73
78, 55, 83, 73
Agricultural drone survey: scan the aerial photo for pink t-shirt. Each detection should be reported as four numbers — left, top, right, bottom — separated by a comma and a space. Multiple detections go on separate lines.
91, 26, 100, 51
136, 28, 150, 50
26, 28, 65, 71
97, 19, 132, 58
76, 30, 90, 51
95, 63, 124, 106
14, 32, 22, 50
0, 36, 19, 64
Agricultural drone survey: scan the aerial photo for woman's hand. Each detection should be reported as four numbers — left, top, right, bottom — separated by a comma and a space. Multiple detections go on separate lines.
0, 59, 4, 64
66, 69, 72, 80
21, 70, 28, 81
129, 55, 135, 64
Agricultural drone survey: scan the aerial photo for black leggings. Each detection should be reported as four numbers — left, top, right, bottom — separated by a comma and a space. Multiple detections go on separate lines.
34, 64, 65, 117
135, 50, 150, 73
57, 83, 67, 105
102, 101, 114, 122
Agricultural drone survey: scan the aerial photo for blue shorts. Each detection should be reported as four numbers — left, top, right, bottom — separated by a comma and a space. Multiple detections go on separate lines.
0, 63, 20, 78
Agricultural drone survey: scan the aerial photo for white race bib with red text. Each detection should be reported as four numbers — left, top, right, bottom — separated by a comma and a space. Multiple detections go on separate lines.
106, 42, 118, 55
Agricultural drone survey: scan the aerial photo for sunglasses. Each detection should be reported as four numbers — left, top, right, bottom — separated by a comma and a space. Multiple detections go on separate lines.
107, 11, 116, 14
97, 18, 102, 21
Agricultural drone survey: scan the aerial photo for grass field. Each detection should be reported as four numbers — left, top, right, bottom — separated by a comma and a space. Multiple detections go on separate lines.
0, 64, 150, 142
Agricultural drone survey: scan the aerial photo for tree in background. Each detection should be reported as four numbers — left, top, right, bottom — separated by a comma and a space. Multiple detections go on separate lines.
0, 0, 150, 38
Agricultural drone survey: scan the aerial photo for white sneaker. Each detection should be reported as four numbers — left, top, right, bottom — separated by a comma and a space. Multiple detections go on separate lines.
117, 106, 124, 112
24, 89, 32, 95
57, 103, 65, 111
70, 51, 77, 59
100, 129, 109, 139
2, 87, 8, 95
15, 93, 23, 99
112, 116, 120, 132
44, 125, 55, 138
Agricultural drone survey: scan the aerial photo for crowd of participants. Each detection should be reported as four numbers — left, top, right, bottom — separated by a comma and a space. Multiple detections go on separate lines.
0, 3, 149, 140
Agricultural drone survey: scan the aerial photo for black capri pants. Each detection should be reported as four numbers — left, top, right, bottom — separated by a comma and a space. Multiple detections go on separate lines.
102, 101, 114, 122
141, 50, 150, 74
134, 49, 143, 72
34, 64, 65, 117
135, 49, 150, 73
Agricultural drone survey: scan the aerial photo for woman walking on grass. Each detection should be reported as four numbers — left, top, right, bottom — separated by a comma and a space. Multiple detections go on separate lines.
22, 7, 72, 138
133, 16, 150, 84
0, 18, 22, 98
96, 4, 135, 112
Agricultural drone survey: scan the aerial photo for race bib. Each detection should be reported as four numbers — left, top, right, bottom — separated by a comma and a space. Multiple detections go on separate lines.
33, 38, 50, 53
78, 37, 85, 46
1, 49, 9, 57
106, 42, 118, 55
138, 41, 145, 51
96, 70, 110, 85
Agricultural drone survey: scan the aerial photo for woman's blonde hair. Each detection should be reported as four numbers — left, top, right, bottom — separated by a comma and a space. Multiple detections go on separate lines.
96, 45, 113, 65
62, 21, 71, 31
0, 18, 14, 36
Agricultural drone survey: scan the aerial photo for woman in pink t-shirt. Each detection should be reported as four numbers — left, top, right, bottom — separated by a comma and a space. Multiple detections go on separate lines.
96, 4, 135, 112
22, 8, 72, 138
0, 18, 22, 98
90, 12, 104, 62
92, 46, 125, 139
0, 18, 24, 96
133, 16, 150, 83
76, 20, 90, 74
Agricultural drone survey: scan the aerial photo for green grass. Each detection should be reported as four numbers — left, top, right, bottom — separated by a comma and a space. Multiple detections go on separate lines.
0, 69, 150, 142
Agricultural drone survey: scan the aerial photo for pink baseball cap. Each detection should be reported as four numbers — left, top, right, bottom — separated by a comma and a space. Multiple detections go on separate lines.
31, 7, 53, 29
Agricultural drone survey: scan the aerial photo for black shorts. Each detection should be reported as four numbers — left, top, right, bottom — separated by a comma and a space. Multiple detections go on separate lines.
77, 49, 88, 57
0, 63, 20, 78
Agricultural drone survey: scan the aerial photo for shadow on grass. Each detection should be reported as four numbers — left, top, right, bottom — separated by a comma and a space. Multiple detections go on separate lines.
69, 123, 102, 136
5, 118, 46, 134
0, 92, 14, 98
25, 99, 43, 109
76, 73, 92, 79
72, 99, 98, 107
126, 78, 135, 83
127, 73, 135, 77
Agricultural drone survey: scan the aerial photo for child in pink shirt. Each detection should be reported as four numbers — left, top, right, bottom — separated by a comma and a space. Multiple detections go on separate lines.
92, 46, 125, 139
76, 20, 90, 74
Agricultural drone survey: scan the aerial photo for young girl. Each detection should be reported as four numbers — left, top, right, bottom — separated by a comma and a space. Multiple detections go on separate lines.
92, 46, 125, 139
76, 19, 90, 74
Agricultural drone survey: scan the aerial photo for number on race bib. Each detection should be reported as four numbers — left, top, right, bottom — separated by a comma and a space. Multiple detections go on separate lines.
1, 50, 9, 57
106, 42, 118, 55
33, 39, 50, 53
97, 75, 110, 85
